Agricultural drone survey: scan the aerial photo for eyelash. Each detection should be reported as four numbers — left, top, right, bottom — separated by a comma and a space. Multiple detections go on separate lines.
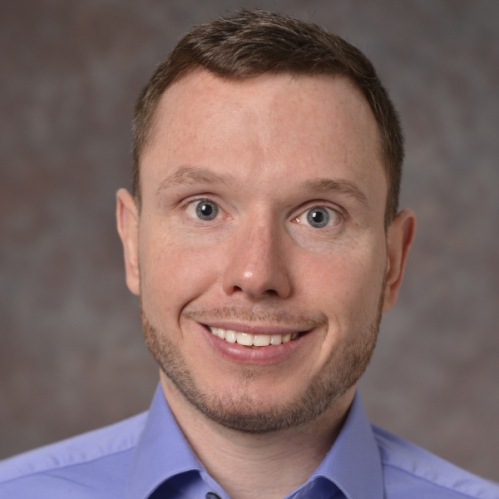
292, 205, 342, 229
184, 198, 223, 221
183, 198, 344, 228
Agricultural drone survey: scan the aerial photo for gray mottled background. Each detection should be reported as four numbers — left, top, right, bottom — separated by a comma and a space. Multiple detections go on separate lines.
1, 0, 498, 482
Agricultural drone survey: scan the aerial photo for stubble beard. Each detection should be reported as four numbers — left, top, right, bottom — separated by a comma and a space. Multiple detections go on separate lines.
142, 288, 384, 434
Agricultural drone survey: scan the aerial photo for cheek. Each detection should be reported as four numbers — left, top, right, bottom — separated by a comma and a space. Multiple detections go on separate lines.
138, 224, 224, 326
296, 240, 386, 324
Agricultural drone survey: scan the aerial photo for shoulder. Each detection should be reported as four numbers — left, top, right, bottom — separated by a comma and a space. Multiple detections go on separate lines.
0, 412, 148, 499
372, 425, 499, 499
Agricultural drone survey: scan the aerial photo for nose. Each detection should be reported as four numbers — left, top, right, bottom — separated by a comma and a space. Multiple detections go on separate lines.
222, 217, 292, 300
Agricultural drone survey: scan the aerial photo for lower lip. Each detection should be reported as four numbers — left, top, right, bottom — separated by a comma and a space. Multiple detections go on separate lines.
198, 323, 311, 364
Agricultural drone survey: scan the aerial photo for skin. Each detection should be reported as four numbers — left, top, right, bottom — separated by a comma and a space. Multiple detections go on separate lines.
117, 70, 415, 499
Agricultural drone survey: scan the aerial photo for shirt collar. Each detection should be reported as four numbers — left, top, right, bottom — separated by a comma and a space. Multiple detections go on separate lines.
308, 391, 384, 499
126, 384, 203, 499
127, 386, 384, 499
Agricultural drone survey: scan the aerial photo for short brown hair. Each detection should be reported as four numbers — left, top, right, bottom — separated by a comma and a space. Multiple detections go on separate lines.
132, 9, 403, 224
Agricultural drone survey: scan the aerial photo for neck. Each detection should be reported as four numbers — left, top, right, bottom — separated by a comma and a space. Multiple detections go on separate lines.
160, 372, 355, 499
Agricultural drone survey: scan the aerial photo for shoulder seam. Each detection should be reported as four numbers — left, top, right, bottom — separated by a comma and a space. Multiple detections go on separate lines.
0, 444, 136, 488
382, 461, 494, 499
0, 412, 148, 486
373, 426, 499, 499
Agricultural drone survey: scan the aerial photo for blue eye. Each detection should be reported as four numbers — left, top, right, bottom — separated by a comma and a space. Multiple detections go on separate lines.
307, 207, 329, 228
193, 200, 219, 220
295, 205, 339, 228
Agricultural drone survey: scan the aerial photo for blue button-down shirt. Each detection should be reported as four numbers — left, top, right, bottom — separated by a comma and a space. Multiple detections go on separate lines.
0, 385, 498, 498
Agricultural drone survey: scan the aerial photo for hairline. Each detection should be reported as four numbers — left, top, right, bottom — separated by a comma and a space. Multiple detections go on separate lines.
134, 67, 393, 226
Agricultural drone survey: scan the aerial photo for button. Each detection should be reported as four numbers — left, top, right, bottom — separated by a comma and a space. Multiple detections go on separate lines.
206, 493, 221, 499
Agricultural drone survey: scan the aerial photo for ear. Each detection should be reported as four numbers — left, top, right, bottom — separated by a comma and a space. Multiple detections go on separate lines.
383, 209, 416, 312
116, 188, 140, 296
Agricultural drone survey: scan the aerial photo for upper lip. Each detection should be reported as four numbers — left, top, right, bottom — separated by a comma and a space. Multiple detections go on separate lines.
202, 321, 310, 336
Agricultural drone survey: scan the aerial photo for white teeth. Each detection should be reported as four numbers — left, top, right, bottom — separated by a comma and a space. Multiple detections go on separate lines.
211, 327, 226, 339
209, 327, 300, 347
253, 334, 271, 347
225, 330, 237, 343
236, 332, 253, 346
270, 334, 282, 345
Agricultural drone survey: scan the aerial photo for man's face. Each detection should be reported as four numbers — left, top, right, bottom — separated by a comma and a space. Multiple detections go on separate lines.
118, 70, 411, 432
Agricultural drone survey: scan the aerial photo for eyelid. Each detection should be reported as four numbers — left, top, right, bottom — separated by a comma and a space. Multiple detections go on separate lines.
181, 195, 220, 209
183, 196, 225, 221
293, 203, 345, 226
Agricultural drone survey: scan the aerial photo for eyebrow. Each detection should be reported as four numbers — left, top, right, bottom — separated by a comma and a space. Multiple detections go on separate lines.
157, 165, 234, 194
157, 166, 370, 208
302, 178, 370, 209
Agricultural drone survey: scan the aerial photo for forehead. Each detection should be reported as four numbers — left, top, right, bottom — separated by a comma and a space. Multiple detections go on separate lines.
141, 70, 386, 209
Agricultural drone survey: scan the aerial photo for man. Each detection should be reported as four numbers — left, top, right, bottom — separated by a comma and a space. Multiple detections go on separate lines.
0, 9, 497, 499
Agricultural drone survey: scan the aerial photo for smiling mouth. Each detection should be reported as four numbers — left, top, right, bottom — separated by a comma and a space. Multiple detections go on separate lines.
206, 325, 304, 347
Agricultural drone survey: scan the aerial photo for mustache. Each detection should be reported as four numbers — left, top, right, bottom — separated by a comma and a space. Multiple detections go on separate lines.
183, 306, 328, 329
